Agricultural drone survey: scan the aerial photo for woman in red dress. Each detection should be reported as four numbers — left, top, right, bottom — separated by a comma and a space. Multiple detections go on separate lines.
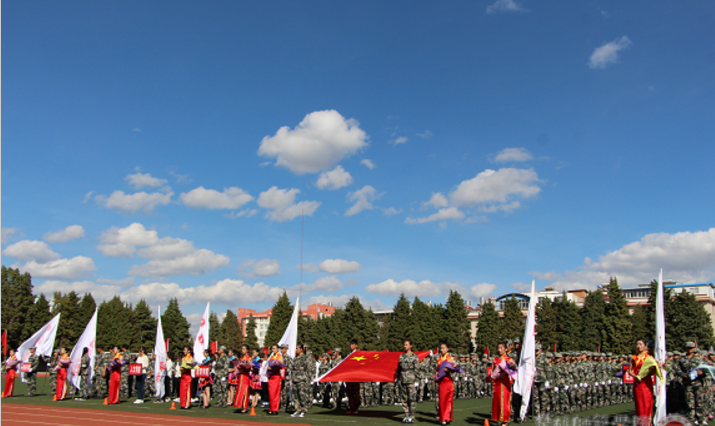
266, 344, 285, 415
630, 339, 662, 426
108, 346, 125, 404
233, 344, 253, 413
491, 342, 518, 426
435, 342, 463, 426
55, 348, 71, 401
179, 346, 195, 409
2, 349, 19, 398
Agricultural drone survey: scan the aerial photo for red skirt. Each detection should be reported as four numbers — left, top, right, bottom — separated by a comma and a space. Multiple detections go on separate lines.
2, 368, 16, 398
492, 376, 512, 422
56, 368, 68, 400
108, 370, 121, 404
634, 378, 654, 426
268, 375, 281, 412
233, 373, 251, 409
180, 373, 193, 408
438, 376, 454, 422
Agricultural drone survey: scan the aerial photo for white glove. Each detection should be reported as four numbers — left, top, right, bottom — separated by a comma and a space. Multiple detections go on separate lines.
554, 387, 559, 392
608, 380, 612, 384
222, 377, 226, 382
585, 383, 588, 388
414, 383, 419, 389
545, 381, 550, 389
425, 378, 429, 384
565, 385, 569, 391
601, 381, 605, 386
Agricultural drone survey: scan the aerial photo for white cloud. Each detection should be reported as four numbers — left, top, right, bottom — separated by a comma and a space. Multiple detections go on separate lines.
451, 168, 541, 208
382, 207, 402, 216
295, 263, 319, 273
19, 256, 96, 280
137, 237, 196, 260
360, 159, 376, 170
2, 240, 61, 263
169, 171, 192, 184
346, 185, 380, 216
258, 110, 369, 174
96, 277, 136, 288
493, 147, 533, 163
416, 130, 433, 139
239, 259, 281, 277
121, 279, 285, 307
365, 279, 461, 298
529, 271, 560, 282
389, 136, 408, 145
423, 192, 449, 209
83, 191, 95, 203
257, 187, 320, 222
180, 186, 253, 209
125, 172, 168, 189
97, 223, 159, 257
224, 209, 259, 219
43, 225, 85, 243
536, 228, 715, 291
36, 280, 121, 301
588, 36, 633, 69
405, 207, 465, 224
128, 249, 229, 277
94, 190, 173, 214
316, 165, 353, 190
298, 276, 343, 293
487, 0, 528, 14
469, 283, 498, 298
96, 243, 136, 258
1, 228, 20, 244
319, 259, 361, 274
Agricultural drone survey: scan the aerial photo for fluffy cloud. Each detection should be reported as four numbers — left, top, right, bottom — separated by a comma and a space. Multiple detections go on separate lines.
137, 237, 196, 260
125, 172, 168, 189
382, 207, 402, 216
19, 256, 96, 280
493, 147, 533, 163
128, 249, 229, 277
389, 136, 408, 145
534, 228, 715, 290
180, 186, 253, 209
94, 190, 173, 214
360, 159, 376, 170
295, 264, 318, 273
316, 165, 353, 190
121, 279, 285, 306
365, 279, 461, 298
43, 225, 85, 243
2, 240, 61, 263
405, 207, 465, 224
319, 259, 361, 274
36, 280, 121, 301
1, 228, 20, 244
298, 276, 343, 293
239, 259, 281, 277
258, 110, 369, 174
423, 193, 449, 209
96, 276, 136, 288
346, 185, 380, 216
486, 0, 527, 14
588, 36, 633, 69
469, 283, 498, 298
97, 223, 159, 258
257, 187, 320, 222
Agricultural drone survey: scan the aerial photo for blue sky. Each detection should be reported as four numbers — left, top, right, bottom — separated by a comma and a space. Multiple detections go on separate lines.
3, 0, 714, 330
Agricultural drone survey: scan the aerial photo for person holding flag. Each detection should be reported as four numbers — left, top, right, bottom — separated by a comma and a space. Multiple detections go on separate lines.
55, 348, 71, 401
435, 342, 462, 426
108, 346, 126, 404
491, 342, 518, 426
2, 349, 20, 398
397, 339, 419, 424
74, 347, 91, 401
630, 338, 663, 426
267, 344, 286, 415
179, 346, 195, 409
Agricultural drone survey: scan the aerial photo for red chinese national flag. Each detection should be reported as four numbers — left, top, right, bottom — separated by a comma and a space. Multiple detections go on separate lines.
210, 341, 217, 354
318, 350, 431, 383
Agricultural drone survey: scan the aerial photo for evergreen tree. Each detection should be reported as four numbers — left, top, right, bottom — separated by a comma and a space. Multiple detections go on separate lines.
209, 312, 221, 346
78, 293, 97, 326
387, 294, 412, 351
554, 293, 581, 351
535, 297, 558, 351
429, 303, 446, 351
476, 301, 500, 355
411, 297, 436, 351
53, 291, 83, 348
132, 300, 157, 351
1, 266, 36, 348
161, 298, 191, 352
27, 293, 53, 334
243, 314, 259, 349
363, 309, 380, 350
377, 312, 391, 350
220, 309, 242, 351
263, 292, 293, 347
97, 296, 134, 350
602, 277, 633, 354
631, 304, 650, 342
579, 290, 606, 351
298, 314, 314, 348
443, 290, 470, 353
671, 291, 715, 349
333, 297, 379, 350
500, 296, 525, 342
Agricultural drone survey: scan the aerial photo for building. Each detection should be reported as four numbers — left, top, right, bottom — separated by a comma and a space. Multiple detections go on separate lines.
237, 303, 337, 347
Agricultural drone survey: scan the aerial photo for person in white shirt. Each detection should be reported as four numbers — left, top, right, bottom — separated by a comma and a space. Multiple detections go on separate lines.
134, 347, 150, 404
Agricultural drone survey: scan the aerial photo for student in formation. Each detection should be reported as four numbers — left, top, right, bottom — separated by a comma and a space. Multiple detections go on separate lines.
397, 339, 419, 424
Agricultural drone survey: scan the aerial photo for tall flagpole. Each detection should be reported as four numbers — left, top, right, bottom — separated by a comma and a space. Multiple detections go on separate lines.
654, 269, 667, 424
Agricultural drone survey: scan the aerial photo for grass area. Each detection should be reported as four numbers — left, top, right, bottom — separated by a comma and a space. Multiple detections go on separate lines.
2, 378, 636, 425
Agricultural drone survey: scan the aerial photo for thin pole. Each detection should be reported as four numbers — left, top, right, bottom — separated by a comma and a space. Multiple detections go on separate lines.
300, 209, 304, 299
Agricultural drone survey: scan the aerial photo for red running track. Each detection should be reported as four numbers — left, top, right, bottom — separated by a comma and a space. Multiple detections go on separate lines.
1, 403, 312, 426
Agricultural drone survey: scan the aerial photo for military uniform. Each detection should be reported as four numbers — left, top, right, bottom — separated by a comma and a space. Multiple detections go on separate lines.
291, 352, 313, 416
24, 352, 40, 397
280, 353, 292, 412
78, 353, 91, 399
49, 354, 59, 395
120, 350, 130, 398
330, 353, 344, 410
397, 351, 419, 421
214, 352, 229, 407
92, 351, 109, 398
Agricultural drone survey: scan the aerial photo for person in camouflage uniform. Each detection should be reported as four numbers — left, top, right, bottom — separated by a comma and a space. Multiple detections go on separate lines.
49, 350, 59, 395
289, 344, 312, 417
397, 339, 419, 423
92, 347, 109, 399
120, 346, 130, 399
279, 345, 291, 413
75, 347, 91, 400
24, 347, 40, 397
416, 356, 428, 402
317, 354, 330, 406
680, 342, 702, 423
329, 349, 344, 410
213, 346, 229, 407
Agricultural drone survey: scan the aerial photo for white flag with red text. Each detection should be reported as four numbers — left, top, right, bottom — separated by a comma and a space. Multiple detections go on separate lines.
193, 303, 210, 361
18, 313, 61, 382
154, 306, 167, 399
68, 309, 97, 390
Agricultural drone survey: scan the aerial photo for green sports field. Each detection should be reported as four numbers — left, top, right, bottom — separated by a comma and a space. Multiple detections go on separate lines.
2, 379, 637, 425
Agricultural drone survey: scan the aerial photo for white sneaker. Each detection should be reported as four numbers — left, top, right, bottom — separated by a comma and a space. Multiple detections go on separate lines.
290, 412, 299, 417
299, 413, 305, 418
173, 398, 180, 403
191, 398, 198, 403
133, 399, 144, 404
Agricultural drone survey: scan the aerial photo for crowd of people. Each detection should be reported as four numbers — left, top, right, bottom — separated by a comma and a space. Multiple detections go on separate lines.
2, 338, 715, 426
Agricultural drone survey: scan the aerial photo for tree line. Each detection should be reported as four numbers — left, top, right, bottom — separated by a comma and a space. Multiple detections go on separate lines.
2, 266, 713, 355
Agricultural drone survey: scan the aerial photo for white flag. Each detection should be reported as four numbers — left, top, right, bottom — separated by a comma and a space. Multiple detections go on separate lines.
654, 269, 667, 424
515, 280, 537, 421
278, 297, 299, 358
154, 306, 167, 399
68, 309, 97, 390
18, 313, 61, 382
193, 303, 210, 360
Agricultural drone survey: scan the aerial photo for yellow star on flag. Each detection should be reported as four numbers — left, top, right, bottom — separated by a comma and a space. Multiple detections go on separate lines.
351, 356, 366, 362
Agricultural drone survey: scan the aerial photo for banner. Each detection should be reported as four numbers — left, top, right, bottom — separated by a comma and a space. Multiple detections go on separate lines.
18, 313, 61, 382
317, 350, 431, 383
68, 309, 97, 390
193, 303, 210, 360
278, 297, 299, 359
514, 280, 537, 421
654, 269, 667, 424
154, 306, 167, 399
129, 364, 142, 375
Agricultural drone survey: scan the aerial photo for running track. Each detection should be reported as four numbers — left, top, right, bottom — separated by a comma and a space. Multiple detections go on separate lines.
1, 404, 312, 426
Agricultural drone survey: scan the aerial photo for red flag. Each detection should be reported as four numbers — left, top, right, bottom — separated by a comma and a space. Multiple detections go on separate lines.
165, 338, 169, 352
318, 350, 431, 383
483, 346, 489, 357
210, 341, 218, 354
2, 330, 7, 356
263, 347, 269, 355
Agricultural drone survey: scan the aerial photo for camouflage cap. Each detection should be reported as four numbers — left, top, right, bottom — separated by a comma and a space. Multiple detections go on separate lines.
322, 353, 330, 358
334, 348, 341, 353
606, 353, 613, 357
482, 354, 489, 359
554, 353, 563, 358
666, 352, 673, 357
545, 352, 553, 358
535, 343, 542, 350
673, 351, 682, 356
686, 341, 696, 348
513, 337, 521, 343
